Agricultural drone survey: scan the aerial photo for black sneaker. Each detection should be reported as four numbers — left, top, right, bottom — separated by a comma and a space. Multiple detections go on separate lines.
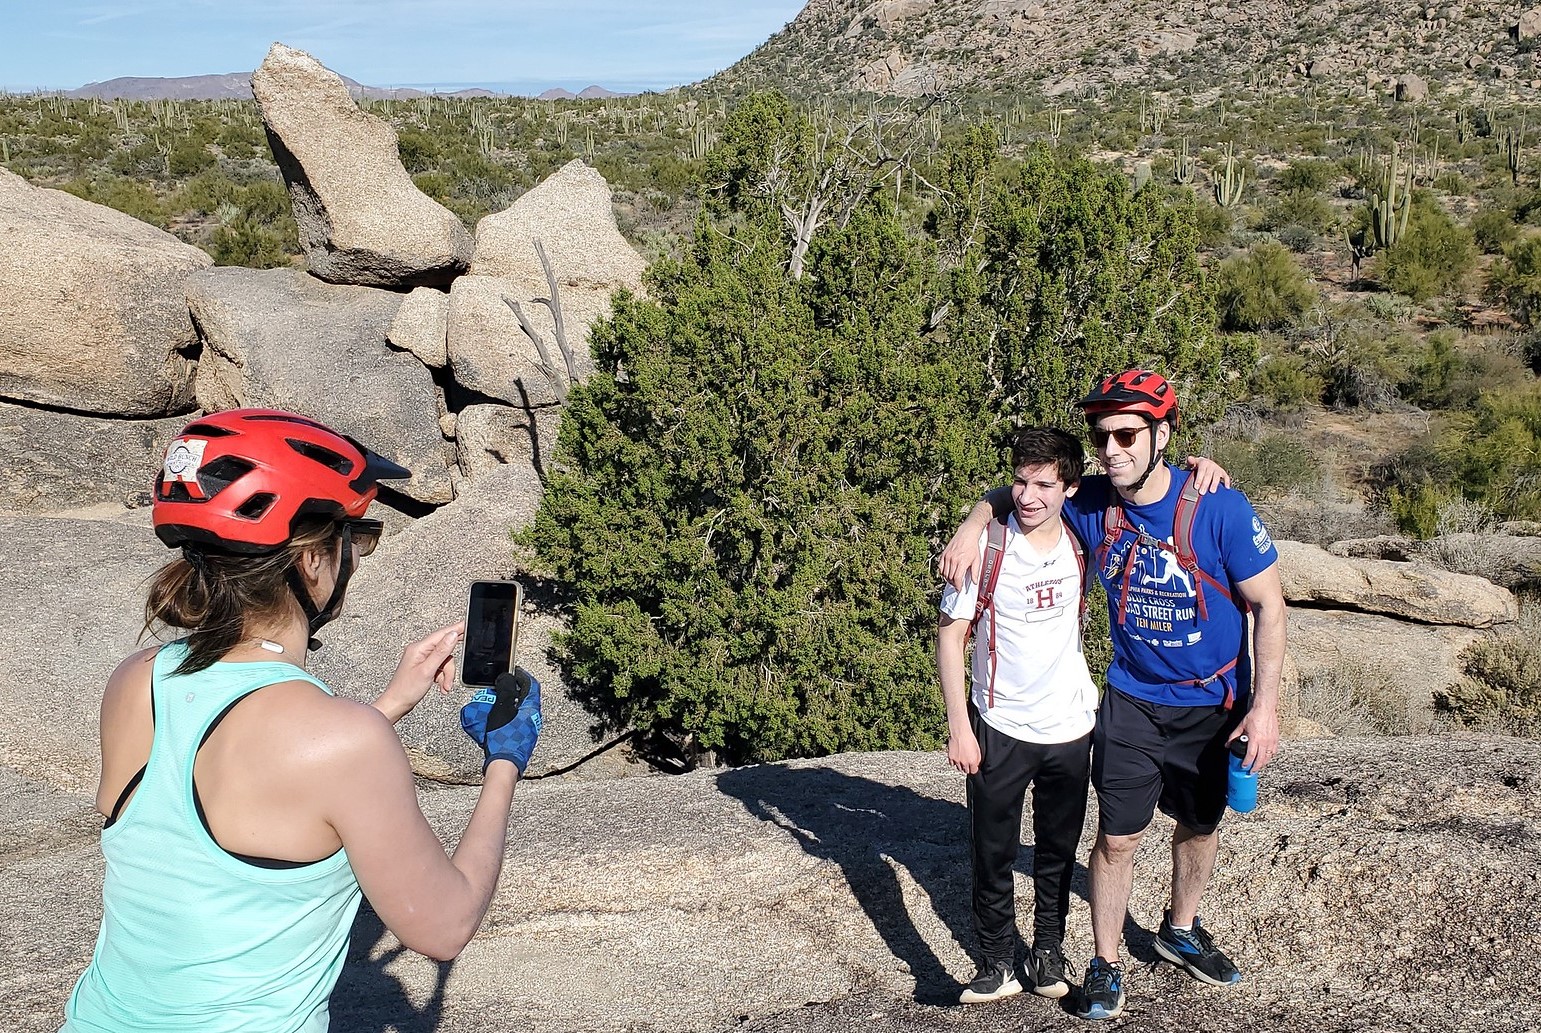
1153, 913, 1242, 986
1026, 943, 1071, 999
958, 958, 1023, 1004
1075, 957, 1125, 1021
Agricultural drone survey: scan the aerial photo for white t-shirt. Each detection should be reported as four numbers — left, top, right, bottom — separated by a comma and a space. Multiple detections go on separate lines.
940, 516, 1097, 745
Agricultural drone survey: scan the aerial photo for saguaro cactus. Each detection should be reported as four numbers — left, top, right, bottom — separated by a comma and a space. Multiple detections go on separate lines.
1213, 142, 1246, 207
1368, 142, 1412, 251
1173, 137, 1194, 184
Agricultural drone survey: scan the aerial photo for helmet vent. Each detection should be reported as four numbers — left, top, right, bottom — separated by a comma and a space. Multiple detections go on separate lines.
234, 492, 277, 520
198, 456, 254, 497
286, 438, 356, 476
178, 422, 237, 438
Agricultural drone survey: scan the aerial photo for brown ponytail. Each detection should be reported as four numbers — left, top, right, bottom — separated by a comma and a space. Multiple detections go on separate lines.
142, 518, 341, 674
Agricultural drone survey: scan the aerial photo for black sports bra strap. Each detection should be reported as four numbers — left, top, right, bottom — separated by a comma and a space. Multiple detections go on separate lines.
104, 765, 146, 829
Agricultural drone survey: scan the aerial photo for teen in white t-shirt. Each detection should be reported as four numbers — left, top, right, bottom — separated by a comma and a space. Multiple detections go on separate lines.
937, 427, 1094, 1006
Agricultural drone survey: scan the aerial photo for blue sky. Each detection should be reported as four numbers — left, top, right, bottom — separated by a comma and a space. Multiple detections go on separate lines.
0, 1, 808, 94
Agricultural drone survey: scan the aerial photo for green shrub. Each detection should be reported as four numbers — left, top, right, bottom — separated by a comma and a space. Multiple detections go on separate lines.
1275, 159, 1334, 195
1376, 196, 1475, 303
1251, 351, 1324, 409
1213, 240, 1317, 331
1471, 205, 1519, 254
1491, 234, 1541, 324
1207, 432, 1320, 496
1439, 602, 1541, 736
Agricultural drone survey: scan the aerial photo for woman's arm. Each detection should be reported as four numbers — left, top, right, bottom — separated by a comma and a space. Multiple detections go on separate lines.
317, 707, 520, 961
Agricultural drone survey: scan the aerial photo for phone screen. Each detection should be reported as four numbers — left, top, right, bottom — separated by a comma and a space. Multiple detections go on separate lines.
461, 580, 523, 687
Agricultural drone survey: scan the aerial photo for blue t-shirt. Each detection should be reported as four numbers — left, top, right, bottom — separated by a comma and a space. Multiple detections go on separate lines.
1063, 465, 1278, 707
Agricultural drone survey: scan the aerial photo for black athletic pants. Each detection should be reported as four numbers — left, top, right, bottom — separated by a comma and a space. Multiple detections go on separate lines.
967, 708, 1092, 962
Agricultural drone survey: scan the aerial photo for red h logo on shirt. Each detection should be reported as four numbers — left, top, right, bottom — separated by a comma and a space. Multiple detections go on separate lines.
1036, 586, 1058, 609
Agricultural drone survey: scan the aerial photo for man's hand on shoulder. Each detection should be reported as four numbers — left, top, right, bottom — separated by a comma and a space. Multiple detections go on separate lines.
1182, 455, 1232, 494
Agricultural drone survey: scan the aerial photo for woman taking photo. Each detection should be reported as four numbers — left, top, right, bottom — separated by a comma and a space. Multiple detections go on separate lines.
62, 408, 542, 1032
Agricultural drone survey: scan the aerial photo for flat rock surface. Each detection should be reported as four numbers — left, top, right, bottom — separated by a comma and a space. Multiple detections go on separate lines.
12, 738, 1537, 1033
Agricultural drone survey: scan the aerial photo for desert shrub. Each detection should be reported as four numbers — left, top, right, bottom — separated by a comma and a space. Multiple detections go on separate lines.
1400, 330, 1529, 409
60, 176, 167, 228
1376, 196, 1476, 303
1275, 158, 1334, 195
1439, 602, 1541, 736
1471, 205, 1519, 254
1275, 224, 1318, 253
1490, 234, 1541, 324
1259, 191, 1335, 235
1213, 240, 1318, 331
1251, 351, 1325, 410
1206, 432, 1321, 497
526, 104, 1243, 764
1298, 662, 1448, 736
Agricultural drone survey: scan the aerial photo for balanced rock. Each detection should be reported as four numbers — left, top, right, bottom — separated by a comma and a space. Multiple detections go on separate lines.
0, 168, 209, 417
309, 463, 635, 783
1276, 540, 1516, 628
186, 267, 452, 505
1394, 72, 1429, 102
252, 43, 472, 288
0, 401, 186, 514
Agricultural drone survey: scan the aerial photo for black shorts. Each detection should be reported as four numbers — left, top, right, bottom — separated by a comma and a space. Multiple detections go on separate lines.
1090, 686, 1243, 837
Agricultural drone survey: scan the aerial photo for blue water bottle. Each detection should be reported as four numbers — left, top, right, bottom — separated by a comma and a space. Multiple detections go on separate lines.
1226, 735, 1258, 813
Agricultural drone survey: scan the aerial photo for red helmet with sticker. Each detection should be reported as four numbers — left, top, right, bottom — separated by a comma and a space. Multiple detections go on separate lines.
152, 409, 409, 554
1077, 369, 1180, 426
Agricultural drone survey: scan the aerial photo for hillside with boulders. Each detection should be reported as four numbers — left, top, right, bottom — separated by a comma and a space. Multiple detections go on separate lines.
713, 0, 1541, 98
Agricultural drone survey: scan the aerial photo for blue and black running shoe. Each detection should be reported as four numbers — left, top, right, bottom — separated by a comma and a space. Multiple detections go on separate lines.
1153, 912, 1242, 986
1075, 957, 1125, 1021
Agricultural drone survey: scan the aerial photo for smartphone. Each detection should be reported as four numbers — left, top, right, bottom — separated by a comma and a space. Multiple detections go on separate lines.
461, 579, 523, 687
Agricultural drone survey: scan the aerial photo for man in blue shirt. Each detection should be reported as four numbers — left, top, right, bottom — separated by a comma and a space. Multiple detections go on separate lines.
942, 370, 1286, 1021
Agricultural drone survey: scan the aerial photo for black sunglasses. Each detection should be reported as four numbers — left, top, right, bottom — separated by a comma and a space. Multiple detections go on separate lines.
342, 518, 384, 557
1090, 426, 1146, 449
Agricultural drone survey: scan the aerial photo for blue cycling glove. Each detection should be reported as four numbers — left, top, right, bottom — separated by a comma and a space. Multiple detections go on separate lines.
460, 667, 543, 773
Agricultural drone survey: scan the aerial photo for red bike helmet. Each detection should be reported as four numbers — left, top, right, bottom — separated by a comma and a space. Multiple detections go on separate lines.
153, 408, 410, 554
1077, 369, 1180, 427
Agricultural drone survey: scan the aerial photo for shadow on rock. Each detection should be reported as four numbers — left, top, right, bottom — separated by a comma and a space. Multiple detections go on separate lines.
330, 904, 454, 1032
717, 764, 977, 1005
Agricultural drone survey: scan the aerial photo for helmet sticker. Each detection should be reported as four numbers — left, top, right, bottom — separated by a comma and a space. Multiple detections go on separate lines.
163, 438, 209, 499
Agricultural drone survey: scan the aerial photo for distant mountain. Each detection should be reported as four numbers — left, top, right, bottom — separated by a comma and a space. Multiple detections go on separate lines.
65, 73, 631, 102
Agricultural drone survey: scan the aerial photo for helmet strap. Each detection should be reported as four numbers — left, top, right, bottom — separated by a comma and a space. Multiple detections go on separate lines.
284, 523, 358, 652
1127, 417, 1165, 493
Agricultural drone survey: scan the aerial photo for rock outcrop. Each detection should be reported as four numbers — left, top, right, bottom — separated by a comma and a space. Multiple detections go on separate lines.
252, 43, 472, 288
0, 402, 185, 513
1276, 540, 1516, 628
0, 168, 210, 417
8, 739, 1537, 1033
186, 267, 453, 505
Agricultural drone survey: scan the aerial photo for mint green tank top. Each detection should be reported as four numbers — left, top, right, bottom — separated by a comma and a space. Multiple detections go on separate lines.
63, 642, 362, 1032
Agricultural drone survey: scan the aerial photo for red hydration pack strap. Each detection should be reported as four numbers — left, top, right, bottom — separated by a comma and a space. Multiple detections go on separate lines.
1094, 472, 1248, 707
969, 515, 1089, 710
